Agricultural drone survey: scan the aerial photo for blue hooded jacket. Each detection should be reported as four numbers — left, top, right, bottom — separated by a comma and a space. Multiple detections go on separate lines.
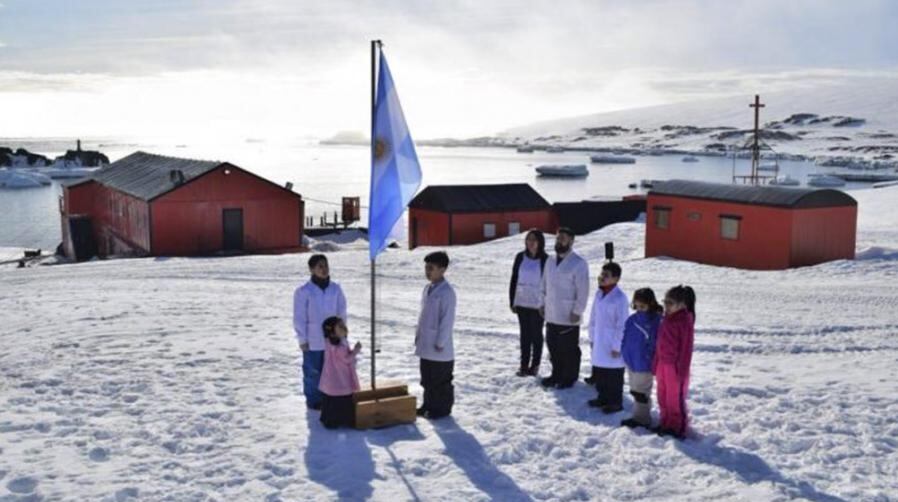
621, 310, 662, 372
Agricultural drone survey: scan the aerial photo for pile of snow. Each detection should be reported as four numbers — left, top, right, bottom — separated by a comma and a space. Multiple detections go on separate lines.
0, 188, 896, 500
307, 229, 370, 252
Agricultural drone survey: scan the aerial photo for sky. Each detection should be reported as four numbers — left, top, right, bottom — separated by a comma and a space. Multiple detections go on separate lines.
1, 0, 897, 141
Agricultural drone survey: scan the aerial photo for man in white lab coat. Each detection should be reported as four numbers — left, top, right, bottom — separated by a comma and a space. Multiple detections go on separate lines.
293, 254, 348, 410
415, 251, 457, 419
587, 262, 629, 413
539, 228, 590, 389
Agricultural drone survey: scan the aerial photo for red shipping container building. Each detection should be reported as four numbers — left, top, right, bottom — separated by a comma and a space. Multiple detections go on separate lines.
408, 184, 555, 248
645, 180, 857, 270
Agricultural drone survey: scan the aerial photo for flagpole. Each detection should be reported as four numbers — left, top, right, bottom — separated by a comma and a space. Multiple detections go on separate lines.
370, 39, 381, 390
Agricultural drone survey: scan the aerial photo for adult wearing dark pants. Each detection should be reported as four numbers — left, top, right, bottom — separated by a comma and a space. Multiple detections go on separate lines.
509, 230, 548, 377
539, 227, 590, 389
415, 251, 457, 419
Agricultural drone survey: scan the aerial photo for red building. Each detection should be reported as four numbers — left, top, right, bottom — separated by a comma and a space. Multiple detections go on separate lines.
408, 184, 554, 248
61, 151, 305, 260
645, 179, 857, 270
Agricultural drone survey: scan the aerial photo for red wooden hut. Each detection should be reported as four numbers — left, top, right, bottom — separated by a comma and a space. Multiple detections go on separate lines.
408, 184, 554, 248
61, 151, 305, 260
645, 179, 857, 270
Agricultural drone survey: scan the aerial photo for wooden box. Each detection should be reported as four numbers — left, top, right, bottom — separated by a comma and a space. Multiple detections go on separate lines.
353, 381, 417, 429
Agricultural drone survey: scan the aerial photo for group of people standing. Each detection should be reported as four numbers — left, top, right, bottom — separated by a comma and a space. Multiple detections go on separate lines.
292, 227, 695, 439
509, 228, 696, 438
293, 251, 457, 429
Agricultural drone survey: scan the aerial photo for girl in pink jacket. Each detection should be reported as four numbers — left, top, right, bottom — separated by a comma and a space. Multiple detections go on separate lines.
318, 316, 361, 429
653, 285, 696, 439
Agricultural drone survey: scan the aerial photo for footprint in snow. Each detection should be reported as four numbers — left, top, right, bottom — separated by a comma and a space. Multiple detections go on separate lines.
89, 447, 110, 462
7, 476, 39, 493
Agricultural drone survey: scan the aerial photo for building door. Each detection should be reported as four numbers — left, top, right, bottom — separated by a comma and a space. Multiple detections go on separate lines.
222, 208, 244, 251
410, 217, 418, 249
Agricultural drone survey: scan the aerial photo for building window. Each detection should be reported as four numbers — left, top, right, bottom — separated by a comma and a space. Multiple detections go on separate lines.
720, 215, 741, 240
654, 207, 671, 230
508, 222, 521, 235
483, 223, 496, 239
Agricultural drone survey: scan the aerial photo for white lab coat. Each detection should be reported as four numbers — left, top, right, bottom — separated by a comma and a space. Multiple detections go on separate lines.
293, 280, 348, 351
539, 251, 590, 326
588, 286, 629, 368
415, 280, 456, 362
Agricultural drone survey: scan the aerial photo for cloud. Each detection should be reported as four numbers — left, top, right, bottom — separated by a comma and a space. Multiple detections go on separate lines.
0, 1, 896, 138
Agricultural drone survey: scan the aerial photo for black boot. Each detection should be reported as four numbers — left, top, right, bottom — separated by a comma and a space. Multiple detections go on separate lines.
601, 403, 623, 414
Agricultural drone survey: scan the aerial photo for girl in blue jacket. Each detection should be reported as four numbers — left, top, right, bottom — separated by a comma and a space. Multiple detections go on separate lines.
620, 288, 663, 429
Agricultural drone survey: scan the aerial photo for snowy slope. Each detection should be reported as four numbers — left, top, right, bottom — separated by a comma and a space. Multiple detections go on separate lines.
502, 79, 898, 165
1, 188, 897, 501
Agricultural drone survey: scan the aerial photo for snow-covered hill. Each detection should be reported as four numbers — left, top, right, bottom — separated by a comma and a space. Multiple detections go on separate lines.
500, 79, 898, 167
1, 187, 897, 500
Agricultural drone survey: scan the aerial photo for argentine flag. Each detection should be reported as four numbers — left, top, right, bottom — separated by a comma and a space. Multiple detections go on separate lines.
368, 51, 423, 260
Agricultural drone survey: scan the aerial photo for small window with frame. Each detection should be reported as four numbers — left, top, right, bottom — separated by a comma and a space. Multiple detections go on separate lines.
654, 206, 671, 230
720, 215, 741, 240
483, 223, 497, 239
508, 221, 521, 235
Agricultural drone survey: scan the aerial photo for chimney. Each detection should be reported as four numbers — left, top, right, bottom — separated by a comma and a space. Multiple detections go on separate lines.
285, 181, 294, 191
169, 169, 185, 185
77, 139, 81, 152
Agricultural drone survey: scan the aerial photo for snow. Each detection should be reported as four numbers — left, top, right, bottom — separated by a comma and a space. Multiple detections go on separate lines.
1, 188, 897, 500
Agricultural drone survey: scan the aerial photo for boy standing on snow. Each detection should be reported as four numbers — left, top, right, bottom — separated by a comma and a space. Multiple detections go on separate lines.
293, 254, 348, 410
539, 227, 590, 389
587, 262, 629, 413
415, 251, 457, 419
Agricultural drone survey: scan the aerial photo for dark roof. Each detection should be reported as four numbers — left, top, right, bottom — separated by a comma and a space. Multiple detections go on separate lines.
409, 184, 551, 213
649, 179, 857, 209
74, 151, 223, 201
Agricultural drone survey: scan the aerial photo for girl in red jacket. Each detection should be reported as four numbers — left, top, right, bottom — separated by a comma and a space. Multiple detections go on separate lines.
653, 285, 696, 439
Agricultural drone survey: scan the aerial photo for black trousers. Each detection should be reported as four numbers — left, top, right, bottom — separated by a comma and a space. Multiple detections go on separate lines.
545, 323, 581, 385
593, 366, 625, 406
420, 359, 454, 416
516, 307, 544, 369
320, 393, 355, 429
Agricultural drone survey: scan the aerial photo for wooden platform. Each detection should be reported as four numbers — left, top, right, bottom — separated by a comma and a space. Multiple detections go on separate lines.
353, 381, 417, 429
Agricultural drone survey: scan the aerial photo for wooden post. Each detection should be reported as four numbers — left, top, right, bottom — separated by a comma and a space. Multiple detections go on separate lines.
749, 95, 765, 186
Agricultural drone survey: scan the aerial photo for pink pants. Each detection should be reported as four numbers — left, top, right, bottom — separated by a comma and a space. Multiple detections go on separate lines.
656, 362, 689, 436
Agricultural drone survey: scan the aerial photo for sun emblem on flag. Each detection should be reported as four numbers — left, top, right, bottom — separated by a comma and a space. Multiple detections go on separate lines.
374, 137, 389, 161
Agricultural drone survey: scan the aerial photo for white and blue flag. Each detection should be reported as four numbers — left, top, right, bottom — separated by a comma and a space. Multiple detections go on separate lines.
368, 51, 423, 260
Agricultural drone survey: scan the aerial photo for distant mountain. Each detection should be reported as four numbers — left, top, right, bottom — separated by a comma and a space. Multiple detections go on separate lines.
499, 78, 898, 166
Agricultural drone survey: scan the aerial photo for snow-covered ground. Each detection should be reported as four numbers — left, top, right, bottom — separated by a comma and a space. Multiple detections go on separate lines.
1, 187, 897, 501
499, 79, 898, 167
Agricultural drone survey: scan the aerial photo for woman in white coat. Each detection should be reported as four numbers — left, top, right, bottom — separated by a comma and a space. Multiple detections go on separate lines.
587, 262, 629, 413
509, 230, 549, 377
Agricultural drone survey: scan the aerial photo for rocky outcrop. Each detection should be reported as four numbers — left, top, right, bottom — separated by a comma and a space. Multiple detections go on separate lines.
54, 149, 110, 167
0, 147, 52, 167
